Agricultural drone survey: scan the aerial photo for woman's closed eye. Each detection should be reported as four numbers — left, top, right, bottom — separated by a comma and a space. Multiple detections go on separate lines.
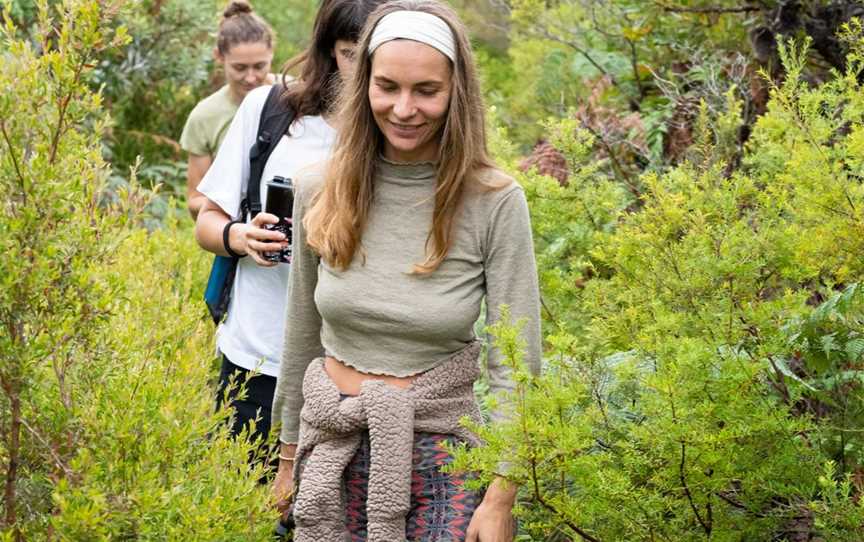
376, 82, 398, 92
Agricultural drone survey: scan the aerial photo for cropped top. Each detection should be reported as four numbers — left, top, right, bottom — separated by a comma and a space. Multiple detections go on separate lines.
273, 158, 542, 443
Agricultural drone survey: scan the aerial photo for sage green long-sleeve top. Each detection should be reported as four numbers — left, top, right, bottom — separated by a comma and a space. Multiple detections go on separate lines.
273, 158, 542, 444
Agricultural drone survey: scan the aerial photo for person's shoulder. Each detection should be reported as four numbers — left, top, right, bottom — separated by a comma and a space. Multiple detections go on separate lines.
294, 113, 328, 128
290, 113, 334, 140
188, 85, 233, 120
223, 84, 275, 137
294, 161, 328, 204
476, 166, 520, 190
181, 87, 231, 152
240, 84, 274, 113
464, 166, 523, 208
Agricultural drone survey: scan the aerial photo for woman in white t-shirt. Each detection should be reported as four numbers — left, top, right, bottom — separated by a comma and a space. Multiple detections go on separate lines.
194, 0, 385, 462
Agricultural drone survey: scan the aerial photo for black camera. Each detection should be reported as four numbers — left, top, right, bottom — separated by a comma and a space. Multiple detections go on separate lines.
263, 176, 294, 264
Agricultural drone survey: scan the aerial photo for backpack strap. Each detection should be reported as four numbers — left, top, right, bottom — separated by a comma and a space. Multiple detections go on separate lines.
242, 83, 297, 219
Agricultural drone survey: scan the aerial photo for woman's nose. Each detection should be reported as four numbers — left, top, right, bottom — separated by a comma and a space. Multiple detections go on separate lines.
393, 92, 415, 119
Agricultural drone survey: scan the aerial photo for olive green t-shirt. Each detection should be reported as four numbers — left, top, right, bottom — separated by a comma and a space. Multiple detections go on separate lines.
180, 85, 238, 157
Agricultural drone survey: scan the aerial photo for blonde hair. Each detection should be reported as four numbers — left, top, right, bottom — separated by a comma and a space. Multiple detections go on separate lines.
305, 0, 495, 273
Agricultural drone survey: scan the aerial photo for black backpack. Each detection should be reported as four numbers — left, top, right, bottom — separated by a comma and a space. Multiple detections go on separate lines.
244, 83, 297, 219
204, 83, 297, 324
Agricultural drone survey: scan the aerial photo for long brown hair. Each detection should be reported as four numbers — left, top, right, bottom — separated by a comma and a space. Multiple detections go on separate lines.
305, 0, 496, 273
280, 0, 386, 117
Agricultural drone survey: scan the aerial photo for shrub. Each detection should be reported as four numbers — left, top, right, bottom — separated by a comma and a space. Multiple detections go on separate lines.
0, 2, 273, 539
455, 38, 864, 542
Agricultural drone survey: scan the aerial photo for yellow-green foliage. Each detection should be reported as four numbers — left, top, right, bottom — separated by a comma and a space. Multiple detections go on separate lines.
0, 2, 273, 539
5, 1, 864, 540
486, 0, 752, 149
255, 0, 318, 67
48, 221, 273, 540
454, 38, 864, 542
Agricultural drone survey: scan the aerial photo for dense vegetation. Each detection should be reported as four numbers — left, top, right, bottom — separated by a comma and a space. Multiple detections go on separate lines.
1, 0, 863, 540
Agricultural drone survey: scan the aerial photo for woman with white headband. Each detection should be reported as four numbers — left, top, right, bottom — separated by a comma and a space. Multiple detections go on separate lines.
271, 0, 541, 540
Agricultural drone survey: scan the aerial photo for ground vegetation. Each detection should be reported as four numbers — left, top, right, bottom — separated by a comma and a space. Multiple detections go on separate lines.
1, 0, 863, 540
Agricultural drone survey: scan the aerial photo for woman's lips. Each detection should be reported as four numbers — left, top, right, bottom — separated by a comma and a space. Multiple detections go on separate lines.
389, 121, 424, 138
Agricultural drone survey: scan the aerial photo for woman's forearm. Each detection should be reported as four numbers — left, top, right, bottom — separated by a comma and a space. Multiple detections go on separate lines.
280, 441, 298, 460
195, 199, 248, 257
483, 476, 517, 507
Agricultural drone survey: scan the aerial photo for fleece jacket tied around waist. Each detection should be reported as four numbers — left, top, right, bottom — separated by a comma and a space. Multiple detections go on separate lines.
291, 340, 484, 542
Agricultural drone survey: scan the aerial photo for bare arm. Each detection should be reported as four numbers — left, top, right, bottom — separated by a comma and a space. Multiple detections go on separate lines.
273, 442, 298, 519
194, 197, 287, 266
466, 477, 518, 542
186, 153, 212, 219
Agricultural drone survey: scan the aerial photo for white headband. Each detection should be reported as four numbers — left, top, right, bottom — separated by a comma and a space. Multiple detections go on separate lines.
367, 11, 456, 62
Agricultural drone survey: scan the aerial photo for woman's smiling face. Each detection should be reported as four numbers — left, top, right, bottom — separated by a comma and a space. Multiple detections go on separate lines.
368, 39, 452, 163
218, 41, 273, 103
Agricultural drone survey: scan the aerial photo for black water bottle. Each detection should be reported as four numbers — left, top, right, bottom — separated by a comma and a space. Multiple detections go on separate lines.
263, 176, 294, 264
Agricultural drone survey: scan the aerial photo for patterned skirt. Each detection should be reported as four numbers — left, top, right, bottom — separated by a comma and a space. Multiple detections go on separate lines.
343, 430, 485, 542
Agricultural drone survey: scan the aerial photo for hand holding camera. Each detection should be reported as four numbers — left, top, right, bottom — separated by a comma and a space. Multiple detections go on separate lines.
234, 176, 294, 267
262, 176, 294, 264
235, 214, 288, 267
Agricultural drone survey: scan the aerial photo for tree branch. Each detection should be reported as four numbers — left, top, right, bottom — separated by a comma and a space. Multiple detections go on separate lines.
526, 9, 643, 109
540, 295, 561, 328
766, 356, 792, 406
535, 26, 613, 81
48, 50, 90, 165
529, 454, 603, 542
654, 2, 763, 14
626, 37, 646, 103
20, 418, 73, 479
578, 122, 642, 199
0, 120, 28, 207
679, 442, 712, 536
1, 374, 21, 535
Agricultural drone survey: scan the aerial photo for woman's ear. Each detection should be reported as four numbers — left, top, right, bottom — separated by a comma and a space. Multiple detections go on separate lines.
213, 47, 223, 64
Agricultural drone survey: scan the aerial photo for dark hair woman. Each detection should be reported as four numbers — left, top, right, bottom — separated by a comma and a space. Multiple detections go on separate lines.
272, 0, 542, 539
193, 0, 386, 478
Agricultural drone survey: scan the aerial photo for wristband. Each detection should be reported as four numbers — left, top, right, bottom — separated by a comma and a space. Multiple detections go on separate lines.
223, 220, 246, 259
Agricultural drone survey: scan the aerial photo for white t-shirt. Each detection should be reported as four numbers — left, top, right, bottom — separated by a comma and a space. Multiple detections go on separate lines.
198, 85, 336, 377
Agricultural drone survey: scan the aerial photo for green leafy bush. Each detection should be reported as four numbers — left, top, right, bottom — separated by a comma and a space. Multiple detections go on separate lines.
256, 0, 318, 68
5, 1, 864, 540
0, 2, 273, 539
98, 0, 218, 202
455, 38, 864, 542
47, 221, 274, 541
479, 0, 750, 149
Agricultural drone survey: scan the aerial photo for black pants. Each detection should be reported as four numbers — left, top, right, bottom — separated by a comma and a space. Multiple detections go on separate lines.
216, 356, 278, 474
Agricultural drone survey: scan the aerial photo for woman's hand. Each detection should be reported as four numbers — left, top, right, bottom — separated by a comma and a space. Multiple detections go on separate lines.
232, 212, 289, 267
272, 443, 297, 521
195, 199, 292, 264
466, 476, 517, 542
